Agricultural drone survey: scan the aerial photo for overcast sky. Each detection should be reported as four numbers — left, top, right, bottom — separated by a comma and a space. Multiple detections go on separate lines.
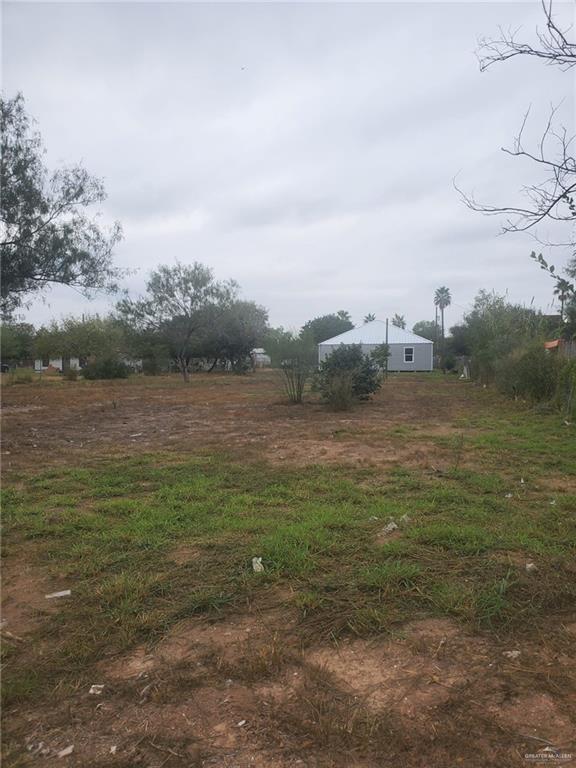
3, 1, 575, 331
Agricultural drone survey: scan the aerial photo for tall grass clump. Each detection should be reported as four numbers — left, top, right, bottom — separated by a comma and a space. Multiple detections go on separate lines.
555, 358, 576, 418
449, 290, 552, 385
6, 368, 35, 385
494, 345, 576, 417
495, 345, 559, 403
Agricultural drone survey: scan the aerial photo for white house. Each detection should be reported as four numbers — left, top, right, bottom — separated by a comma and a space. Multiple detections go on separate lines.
34, 356, 80, 372
251, 348, 271, 367
318, 320, 433, 372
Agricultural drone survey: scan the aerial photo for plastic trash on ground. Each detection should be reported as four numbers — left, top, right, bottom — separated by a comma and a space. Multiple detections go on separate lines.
252, 557, 264, 573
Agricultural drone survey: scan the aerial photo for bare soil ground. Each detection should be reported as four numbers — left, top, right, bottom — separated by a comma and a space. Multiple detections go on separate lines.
2, 372, 575, 767
1, 372, 468, 473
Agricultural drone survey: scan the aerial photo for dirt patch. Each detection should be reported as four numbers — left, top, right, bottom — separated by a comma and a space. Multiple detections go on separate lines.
170, 544, 204, 565
104, 604, 300, 683
491, 692, 574, 744
3, 375, 575, 767
6, 609, 576, 767
0, 554, 65, 636
306, 618, 489, 719
103, 646, 155, 681
1, 373, 473, 475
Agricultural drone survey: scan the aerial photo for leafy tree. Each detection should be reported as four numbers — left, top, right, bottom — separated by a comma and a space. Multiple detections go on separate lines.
0, 94, 122, 317
412, 320, 438, 343
1, 322, 35, 365
363, 313, 376, 323
302, 310, 353, 344
391, 313, 406, 329
34, 315, 126, 365
530, 252, 576, 326
116, 322, 170, 375
117, 262, 237, 381
449, 290, 548, 383
200, 300, 268, 372
264, 327, 296, 367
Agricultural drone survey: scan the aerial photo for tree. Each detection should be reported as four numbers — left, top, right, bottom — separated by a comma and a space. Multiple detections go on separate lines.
458, 1, 575, 304
363, 313, 376, 323
449, 290, 548, 382
33, 315, 128, 371
301, 311, 354, 344
391, 313, 406, 329
201, 300, 269, 372
117, 262, 237, 381
1, 321, 35, 365
0, 94, 122, 317
434, 287, 451, 345
412, 320, 438, 343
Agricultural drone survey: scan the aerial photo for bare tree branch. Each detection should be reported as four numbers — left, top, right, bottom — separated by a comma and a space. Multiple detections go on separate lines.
478, 0, 576, 71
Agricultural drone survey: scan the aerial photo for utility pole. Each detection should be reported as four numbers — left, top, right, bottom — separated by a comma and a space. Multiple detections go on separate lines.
385, 317, 389, 382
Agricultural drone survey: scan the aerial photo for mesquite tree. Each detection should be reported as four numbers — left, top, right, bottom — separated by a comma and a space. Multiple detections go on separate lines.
0, 94, 122, 316
117, 262, 237, 381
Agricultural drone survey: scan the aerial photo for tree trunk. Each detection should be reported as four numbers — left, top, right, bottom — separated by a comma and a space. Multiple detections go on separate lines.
207, 357, 218, 373
441, 308, 446, 372
177, 356, 189, 382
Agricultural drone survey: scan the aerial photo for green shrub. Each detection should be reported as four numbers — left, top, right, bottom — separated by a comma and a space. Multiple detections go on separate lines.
370, 343, 390, 369
82, 358, 129, 380
323, 370, 355, 411
281, 359, 310, 404
142, 356, 161, 375
272, 333, 316, 404
555, 358, 576, 418
495, 345, 559, 403
317, 345, 381, 410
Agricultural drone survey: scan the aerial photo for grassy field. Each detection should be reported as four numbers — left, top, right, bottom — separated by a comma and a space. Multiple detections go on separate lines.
1, 372, 575, 767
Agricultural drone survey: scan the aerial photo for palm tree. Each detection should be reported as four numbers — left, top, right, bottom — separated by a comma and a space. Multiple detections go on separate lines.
363, 313, 376, 323
391, 313, 406, 329
553, 281, 571, 320
434, 287, 451, 343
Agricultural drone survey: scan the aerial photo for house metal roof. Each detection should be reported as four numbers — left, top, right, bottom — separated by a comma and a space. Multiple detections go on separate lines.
318, 320, 433, 346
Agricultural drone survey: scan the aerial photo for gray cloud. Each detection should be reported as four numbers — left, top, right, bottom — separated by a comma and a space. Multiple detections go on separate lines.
3, 1, 573, 331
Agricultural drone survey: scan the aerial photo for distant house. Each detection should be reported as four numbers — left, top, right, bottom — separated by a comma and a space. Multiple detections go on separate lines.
318, 320, 434, 372
33, 354, 143, 373
251, 348, 271, 368
34, 356, 80, 372
544, 339, 576, 359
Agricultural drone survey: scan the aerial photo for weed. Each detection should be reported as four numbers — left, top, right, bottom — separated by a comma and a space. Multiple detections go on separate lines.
358, 561, 421, 590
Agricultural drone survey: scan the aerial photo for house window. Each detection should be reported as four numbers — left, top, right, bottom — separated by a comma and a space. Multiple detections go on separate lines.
404, 347, 414, 363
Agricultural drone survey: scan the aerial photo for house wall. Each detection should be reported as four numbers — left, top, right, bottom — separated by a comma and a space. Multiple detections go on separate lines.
318, 342, 433, 371
34, 357, 80, 372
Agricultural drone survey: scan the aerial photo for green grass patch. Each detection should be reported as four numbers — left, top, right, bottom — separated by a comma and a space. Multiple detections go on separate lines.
2, 399, 575, 708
